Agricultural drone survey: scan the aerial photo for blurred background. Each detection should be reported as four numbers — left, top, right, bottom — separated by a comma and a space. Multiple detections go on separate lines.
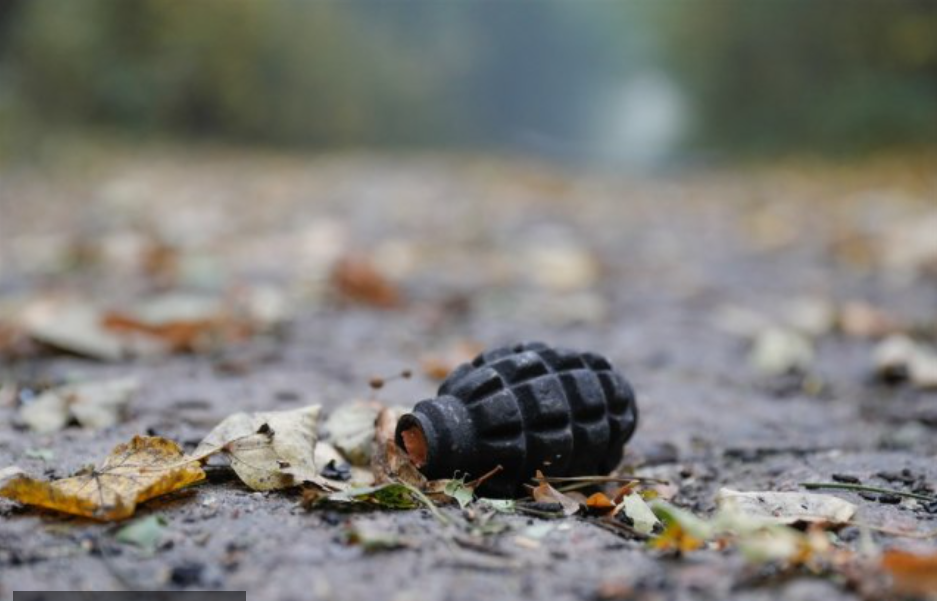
0, 0, 935, 164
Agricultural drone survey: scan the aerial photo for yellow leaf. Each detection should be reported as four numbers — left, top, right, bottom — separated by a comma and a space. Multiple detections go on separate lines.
0, 436, 204, 521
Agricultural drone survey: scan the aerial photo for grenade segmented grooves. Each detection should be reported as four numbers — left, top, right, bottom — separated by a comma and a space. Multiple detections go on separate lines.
395, 342, 638, 497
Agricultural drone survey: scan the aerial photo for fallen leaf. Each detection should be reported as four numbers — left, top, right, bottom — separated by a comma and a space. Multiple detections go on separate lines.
734, 523, 831, 566
116, 514, 168, 553
23, 448, 55, 462
330, 254, 401, 308
322, 401, 381, 467
103, 293, 251, 354
478, 498, 516, 513
436, 478, 475, 509
193, 405, 324, 491
19, 377, 139, 433
0, 435, 204, 520
749, 327, 814, 376
649, 501, 713, 553
532, 473, 581, 516
619, 493, 660, 535
370, 407, 427, 489
21, 300, 124, 361
586, 492, 616, 514
716, 488, 857, 527
317, 482, 446, 523
880, 549, 937, 599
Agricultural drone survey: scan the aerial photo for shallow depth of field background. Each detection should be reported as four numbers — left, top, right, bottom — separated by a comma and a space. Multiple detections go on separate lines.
0, 0, 934, 163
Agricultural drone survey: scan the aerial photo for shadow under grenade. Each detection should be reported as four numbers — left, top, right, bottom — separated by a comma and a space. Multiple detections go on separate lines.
395, 342, 639, 497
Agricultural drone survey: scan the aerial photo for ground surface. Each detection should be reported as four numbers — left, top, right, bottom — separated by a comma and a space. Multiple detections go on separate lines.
0, 143, 935, 600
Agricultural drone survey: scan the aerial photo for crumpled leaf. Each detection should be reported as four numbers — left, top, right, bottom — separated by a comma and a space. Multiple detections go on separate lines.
0, 435, 204, 520
21, 300, 124, 361
716, 488, 857, 527
322, 401, 381, 467
620, 493, 660, 535
20, 377, 139, 434
116, 514, 168, 553
532, 473, 581, 516
880, 549, 937, 600
193, 405, 324, 491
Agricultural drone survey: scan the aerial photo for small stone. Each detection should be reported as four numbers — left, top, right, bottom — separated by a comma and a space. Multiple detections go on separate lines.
858, 492, 880, 502
877, 494, 902, 505
831, 473, 861, 484
170, 561, 204, 588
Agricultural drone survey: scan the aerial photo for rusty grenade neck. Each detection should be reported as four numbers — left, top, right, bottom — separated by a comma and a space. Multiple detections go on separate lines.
395, 395, 476, 480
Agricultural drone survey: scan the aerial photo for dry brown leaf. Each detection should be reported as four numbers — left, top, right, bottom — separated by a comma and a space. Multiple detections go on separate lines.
532, 472, 581, 516
102, 292, 252, 354
370, 407, 426, 488
0, 435, 204, 521
330, 254, 401, 308
880, 549, 937, 599
586, 492, 616, 514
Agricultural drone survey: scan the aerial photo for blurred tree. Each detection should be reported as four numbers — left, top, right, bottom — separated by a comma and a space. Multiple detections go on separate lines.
652, 0, 937, 155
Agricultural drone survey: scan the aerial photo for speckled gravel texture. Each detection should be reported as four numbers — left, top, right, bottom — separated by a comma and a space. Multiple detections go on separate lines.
1, 145, 935, 601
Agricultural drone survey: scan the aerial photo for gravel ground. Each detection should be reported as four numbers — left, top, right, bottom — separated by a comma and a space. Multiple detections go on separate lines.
0, 144, 935, 600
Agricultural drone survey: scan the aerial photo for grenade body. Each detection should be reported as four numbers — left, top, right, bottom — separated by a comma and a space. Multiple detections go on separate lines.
395, 342, 638, 497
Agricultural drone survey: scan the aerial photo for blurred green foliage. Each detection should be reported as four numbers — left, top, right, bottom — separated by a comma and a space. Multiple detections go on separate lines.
654, 0, 937, 155
0, 0, 934, 158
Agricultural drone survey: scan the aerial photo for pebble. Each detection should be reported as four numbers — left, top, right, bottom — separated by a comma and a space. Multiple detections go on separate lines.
876, 493, 902, 505
831, 473, 861, 484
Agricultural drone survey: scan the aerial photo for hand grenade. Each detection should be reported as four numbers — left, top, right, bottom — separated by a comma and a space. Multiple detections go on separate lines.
395, 342, 638, 497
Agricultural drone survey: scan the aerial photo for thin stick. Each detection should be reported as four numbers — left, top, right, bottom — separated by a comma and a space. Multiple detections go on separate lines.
852, 522, 937, 539
587, 517, 650, 541
539, 475, 666, 485
800, 482, 936, 503
467, 465, 504, 490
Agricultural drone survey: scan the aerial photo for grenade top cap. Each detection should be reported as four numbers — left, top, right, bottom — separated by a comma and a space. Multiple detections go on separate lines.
395, 341, 638, 497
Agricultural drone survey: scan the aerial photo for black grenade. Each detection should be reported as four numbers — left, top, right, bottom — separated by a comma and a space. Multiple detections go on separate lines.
395, 342, 638, 497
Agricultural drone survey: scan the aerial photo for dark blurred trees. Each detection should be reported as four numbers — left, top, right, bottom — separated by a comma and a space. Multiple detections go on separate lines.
0, 0, 934, 158
654, 0, 937, 155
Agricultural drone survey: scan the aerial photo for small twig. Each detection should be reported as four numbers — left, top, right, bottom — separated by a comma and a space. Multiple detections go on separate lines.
451, 535, 514, 558
538, 475, 666, 485
800, 482, 936, 503
586, 517, 650, 541
851, 522, 937, 539
403, 482, 451, 525
514, 504, 566, 519
467, 465, 503, 490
